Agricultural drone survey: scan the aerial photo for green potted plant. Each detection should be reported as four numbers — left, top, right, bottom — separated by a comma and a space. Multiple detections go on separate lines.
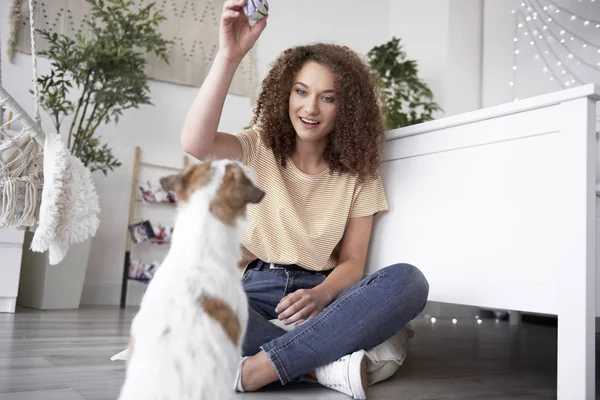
35, 0, 171, 175
368, 37, 442, 130
18, 0, 171, 310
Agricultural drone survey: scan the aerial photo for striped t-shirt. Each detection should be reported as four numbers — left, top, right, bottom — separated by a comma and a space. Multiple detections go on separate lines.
235, 127, 389, 272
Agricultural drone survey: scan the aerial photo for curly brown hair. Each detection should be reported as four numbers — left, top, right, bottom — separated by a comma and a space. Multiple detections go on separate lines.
250, 43, 386, 182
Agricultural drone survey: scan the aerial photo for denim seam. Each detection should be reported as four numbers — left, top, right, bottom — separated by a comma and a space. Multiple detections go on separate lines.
260, 343, 290, 384
283, 270, 290, 295
267, 273, 381, 353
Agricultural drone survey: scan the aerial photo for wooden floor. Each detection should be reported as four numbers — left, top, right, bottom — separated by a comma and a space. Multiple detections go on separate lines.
0, 307, 595, 399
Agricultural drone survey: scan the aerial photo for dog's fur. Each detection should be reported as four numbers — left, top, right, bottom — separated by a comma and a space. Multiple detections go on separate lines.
117, 159, 264, 400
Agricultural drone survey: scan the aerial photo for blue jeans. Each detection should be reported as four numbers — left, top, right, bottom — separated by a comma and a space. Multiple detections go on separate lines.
241, 260, 429, 385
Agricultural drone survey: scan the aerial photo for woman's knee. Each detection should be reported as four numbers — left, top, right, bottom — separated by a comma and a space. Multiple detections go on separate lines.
381, 263, 430, 303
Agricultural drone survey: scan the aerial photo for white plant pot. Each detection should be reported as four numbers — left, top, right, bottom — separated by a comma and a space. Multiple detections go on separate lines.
17, 231, 92, 310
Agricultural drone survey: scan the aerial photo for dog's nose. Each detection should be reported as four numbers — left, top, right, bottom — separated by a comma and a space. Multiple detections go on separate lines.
251, 188, 265, 204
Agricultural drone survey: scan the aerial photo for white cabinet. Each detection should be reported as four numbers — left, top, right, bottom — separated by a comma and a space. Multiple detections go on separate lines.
0, 228, 25, 313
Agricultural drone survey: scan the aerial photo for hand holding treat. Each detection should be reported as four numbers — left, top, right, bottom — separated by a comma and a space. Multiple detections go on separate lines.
220, 0, 268, 63
244, 0, 269, 21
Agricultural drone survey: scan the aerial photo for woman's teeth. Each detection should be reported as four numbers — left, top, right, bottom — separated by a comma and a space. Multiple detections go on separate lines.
300, 117, 319, 125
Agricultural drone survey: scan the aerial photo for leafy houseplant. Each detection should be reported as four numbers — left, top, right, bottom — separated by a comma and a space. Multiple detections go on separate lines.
36, 0, 170, 174
368, 37, 442, 130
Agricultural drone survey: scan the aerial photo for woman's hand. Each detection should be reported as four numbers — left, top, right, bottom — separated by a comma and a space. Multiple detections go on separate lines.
275, 286, 334, 326
219, 0, 268, 63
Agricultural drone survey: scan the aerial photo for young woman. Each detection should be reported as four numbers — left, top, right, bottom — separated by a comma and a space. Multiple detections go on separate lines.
180, 1, 429, 398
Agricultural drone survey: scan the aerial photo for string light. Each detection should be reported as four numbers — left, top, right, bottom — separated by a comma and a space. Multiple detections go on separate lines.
539, 0, 600, 30
512, 10, 569, 91
510, 0, 599, 99
532, 0, 600, 54
527, 8, 595, 79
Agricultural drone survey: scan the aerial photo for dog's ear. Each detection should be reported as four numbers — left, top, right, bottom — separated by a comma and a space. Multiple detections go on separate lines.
226, 164, 265, 205
160, 163, 213, 203
160, 173, 183, 193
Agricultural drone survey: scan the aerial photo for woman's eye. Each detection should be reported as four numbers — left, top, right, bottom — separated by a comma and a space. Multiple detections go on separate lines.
323, 96, 335, 103
296, 89, 307, 96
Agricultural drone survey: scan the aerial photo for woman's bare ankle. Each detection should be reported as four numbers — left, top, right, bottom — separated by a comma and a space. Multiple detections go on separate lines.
240, 351, 279, 391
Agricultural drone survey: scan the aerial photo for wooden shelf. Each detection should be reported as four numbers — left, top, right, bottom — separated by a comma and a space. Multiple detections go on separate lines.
121, 146, 189, 308
136, 199, 178, 207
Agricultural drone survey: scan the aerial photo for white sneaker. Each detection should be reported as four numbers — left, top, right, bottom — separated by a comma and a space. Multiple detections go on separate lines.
234, 356, 247, 392
315, 350, 368, 399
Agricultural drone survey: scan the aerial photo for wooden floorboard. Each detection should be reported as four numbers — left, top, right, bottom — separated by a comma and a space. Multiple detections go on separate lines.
0, 307, 595, 399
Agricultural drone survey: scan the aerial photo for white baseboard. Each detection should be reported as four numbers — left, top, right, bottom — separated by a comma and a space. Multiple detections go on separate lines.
81, 282, 145, 307
0, 297, 17, 313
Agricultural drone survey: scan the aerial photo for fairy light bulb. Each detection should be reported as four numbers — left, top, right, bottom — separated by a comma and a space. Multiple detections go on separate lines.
452, 318, 457, 324
543, 6, 548, 10
513, 37, 519, 42
555, 8, 560, 13
561, 39, 566, 43
477, 319, 483, 325
543, 67, 549, 72
584, 20, 590, 26
515, 49, 520, 54
543, 25, 548, 30
430, 317, 437, 323
511, 9, 516, 13
509, 81, 515, 86
557, 61, 562, 66
571, 15, 576, 21
568, 53, 574, 59
547, 17, 552, 22
530, 41, 535, 45
583, 43, 587, 48
560, 29, 565, 35
518, 23, 524, 28
534, 54, 540, 58
526, 16, 531, 21
512, 65, 518, 70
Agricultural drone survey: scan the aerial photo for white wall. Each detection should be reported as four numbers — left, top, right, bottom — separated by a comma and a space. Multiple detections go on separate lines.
389, 0, 484, 118
389, 0, 450, 117
1, 0, 391, 306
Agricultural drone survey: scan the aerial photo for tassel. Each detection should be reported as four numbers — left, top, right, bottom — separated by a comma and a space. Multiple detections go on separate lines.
0, 179, 17, 228
19, 177, 38, 227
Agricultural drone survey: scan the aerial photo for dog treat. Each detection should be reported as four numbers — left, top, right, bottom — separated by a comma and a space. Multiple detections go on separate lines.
244, 0, 269, 21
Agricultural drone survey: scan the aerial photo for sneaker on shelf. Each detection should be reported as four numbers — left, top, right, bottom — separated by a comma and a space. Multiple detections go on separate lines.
315, 350, 368, 399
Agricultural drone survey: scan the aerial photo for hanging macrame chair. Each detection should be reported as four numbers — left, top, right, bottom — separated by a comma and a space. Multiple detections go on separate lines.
0, 0, 45, 229
1, 0, 100, 264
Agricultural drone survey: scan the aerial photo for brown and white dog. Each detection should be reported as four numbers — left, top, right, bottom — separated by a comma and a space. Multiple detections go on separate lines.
117, 160, 264, 400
